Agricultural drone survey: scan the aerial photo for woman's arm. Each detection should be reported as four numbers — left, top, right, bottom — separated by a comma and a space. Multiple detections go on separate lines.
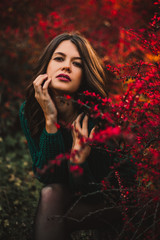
33, 74, 58, 134
19, 102, 68, 184
19, 74, 70, 184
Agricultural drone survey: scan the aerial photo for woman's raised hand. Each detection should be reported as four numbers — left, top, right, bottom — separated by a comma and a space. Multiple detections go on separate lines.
33, 74, 58, 133
71, 113, 95, 164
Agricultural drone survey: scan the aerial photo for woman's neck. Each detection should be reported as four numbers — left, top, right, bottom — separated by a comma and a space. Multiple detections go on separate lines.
54, 96, 78, 126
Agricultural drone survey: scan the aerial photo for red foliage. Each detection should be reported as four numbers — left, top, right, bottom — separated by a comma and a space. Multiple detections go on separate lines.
0, 0, 160, 238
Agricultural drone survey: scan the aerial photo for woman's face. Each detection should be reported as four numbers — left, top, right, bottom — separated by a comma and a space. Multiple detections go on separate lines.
47, 40, 83, 95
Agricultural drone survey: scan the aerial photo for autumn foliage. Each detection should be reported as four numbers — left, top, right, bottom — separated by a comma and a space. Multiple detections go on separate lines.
0, 0, 160, 239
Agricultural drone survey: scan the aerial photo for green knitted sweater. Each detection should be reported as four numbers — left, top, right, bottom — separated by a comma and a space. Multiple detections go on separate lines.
19, 101, 136, 193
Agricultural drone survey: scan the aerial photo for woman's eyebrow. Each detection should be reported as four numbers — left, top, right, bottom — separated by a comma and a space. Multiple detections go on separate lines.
54, 52, 82, 60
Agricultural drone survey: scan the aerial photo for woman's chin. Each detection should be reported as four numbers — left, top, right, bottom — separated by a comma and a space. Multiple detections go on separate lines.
49, 87, 72, 96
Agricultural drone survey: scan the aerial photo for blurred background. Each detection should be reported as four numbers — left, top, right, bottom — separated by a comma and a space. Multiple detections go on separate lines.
0, 0, 159, 239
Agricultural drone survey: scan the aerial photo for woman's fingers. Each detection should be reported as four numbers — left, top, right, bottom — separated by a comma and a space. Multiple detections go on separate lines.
74, 113, 83, 130
82, 114, 89, 136
33, 74, 48, 94
71, 114, 92, 163
33, 74, 48, 84
73, 113, 83, 136
89, 126, 96, 139
73, 113, 89, 139
42, 78, 52, 94
33, 74, 57, 119
33, 74, 48, 85
33, 74, 52, 99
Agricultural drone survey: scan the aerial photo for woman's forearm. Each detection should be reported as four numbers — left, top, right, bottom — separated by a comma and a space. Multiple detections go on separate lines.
45, 117, 58, 133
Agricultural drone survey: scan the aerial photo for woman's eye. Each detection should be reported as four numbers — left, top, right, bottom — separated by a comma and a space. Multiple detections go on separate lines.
54, 57, 64, 61
73, 62, 82, 68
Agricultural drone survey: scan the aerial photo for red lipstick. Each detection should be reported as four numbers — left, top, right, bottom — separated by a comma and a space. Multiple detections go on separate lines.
56, 74, 71, 81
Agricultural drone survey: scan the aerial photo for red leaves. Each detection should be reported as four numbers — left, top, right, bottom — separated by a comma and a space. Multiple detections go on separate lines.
50, 12, 60, 19
93, 126, 121, 143
69, 164, 83, 176
39, 20, 47, 31
55, 123, 61, 129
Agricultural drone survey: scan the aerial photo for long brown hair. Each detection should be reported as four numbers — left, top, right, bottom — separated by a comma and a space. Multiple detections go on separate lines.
25, 32, 109, 138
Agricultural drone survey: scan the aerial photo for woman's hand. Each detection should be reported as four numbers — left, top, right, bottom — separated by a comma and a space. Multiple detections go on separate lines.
33, 74, 58, 133
70, 113, 95, 164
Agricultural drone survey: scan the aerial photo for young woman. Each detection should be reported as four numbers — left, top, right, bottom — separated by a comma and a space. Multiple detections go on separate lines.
19, 32, 136, 240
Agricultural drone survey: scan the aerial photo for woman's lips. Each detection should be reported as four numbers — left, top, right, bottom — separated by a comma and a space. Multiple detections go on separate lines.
56, 74, 71, 82
57, 77, 70, 82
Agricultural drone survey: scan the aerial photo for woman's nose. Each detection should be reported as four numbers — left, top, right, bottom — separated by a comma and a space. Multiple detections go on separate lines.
61, 61, 71, 72
62, 66, 71, 73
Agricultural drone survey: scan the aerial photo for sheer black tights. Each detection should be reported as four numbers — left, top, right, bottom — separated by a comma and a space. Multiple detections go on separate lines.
33, 184, 72, 240
33, 184, 122, 240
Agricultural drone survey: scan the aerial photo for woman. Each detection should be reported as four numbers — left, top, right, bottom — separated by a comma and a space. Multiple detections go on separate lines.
19, 32, 136, 240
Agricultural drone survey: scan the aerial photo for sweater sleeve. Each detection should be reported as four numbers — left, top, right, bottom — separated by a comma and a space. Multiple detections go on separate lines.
19, 102, 68, 184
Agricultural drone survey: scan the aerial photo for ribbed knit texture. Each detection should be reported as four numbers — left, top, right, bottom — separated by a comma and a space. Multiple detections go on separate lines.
19, 102, 136, 193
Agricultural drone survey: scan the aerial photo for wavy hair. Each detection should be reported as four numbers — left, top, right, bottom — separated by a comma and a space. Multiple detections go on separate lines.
25, 32, 109, 138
